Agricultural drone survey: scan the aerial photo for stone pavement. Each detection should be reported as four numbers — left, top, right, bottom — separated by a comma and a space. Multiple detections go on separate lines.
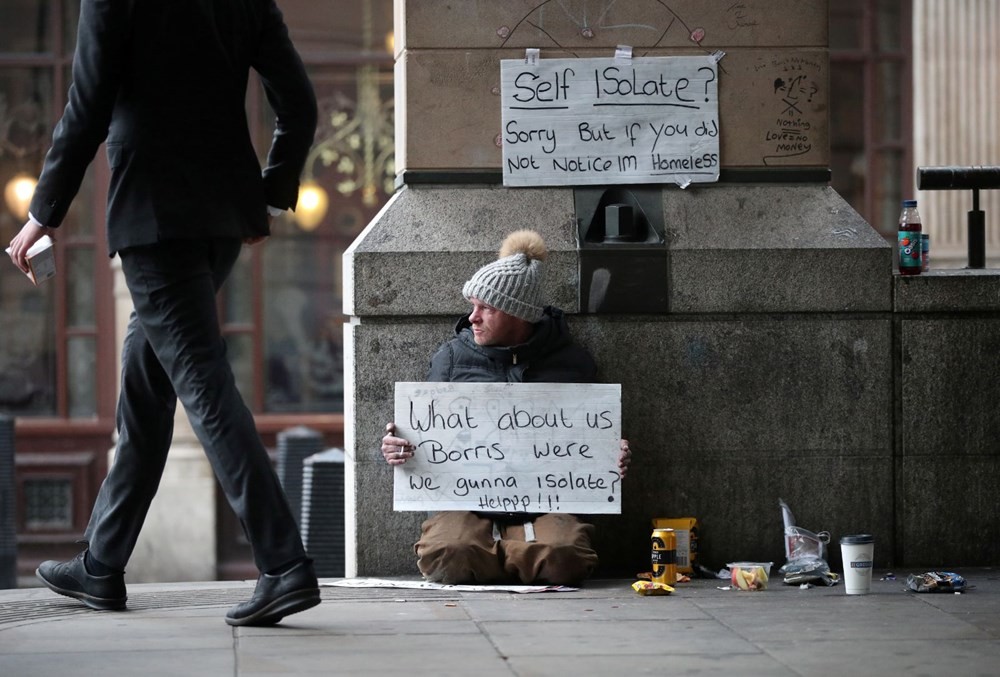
1, 570, 999, 676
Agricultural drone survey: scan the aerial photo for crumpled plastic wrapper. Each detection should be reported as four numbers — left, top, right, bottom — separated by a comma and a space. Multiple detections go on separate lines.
782, 558, 840, 586
632, 580, 674, 596
906, 571, 968, 593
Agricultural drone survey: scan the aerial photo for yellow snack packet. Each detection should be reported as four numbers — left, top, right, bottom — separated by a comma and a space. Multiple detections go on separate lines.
631, 580, 674, 596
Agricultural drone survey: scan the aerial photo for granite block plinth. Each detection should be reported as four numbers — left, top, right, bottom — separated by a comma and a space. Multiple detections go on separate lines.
899, 318, 1000, 457
894, 269, 1000, 313
344, 186, 579, 317
666, 184, 892, 313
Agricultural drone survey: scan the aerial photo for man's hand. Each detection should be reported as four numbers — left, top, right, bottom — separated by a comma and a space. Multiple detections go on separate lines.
7, 217, 52, 275
618, 438, 632, 480
381, 422, 415, 465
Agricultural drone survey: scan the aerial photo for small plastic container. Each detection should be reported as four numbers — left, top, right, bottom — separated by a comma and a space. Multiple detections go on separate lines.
727, 562, 772, 591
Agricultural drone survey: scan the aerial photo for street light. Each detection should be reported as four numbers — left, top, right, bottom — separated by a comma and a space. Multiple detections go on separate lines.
294, 180, 329, 231
4, 173, 36, 220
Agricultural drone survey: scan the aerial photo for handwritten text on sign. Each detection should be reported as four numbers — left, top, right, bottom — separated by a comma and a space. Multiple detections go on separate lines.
393, 382, 622, 514
501, 56, 720, 187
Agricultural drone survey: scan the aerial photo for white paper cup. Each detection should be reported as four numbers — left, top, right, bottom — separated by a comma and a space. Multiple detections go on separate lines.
840, 534, 875, 595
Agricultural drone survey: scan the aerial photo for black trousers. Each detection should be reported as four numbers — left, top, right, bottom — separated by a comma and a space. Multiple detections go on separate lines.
85, 238, 305, 573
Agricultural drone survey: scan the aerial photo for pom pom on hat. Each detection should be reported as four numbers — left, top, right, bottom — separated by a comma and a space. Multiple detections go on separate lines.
462, 230, 547, 322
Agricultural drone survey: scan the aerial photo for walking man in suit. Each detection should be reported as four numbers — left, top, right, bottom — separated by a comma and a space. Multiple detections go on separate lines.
7, 0, 320, 626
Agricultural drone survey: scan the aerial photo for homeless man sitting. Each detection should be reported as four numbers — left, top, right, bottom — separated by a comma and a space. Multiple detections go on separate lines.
380, 229, 632, 585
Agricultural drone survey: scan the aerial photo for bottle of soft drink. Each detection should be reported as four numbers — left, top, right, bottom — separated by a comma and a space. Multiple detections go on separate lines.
897, 199, 922, 275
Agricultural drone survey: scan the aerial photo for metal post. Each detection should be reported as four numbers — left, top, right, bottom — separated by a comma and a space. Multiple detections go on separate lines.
0, 415, 16, 589
917, 166, 1000, 269
968, 188, 986, 269
276, 426, 324, 528
300, 448, 346, 577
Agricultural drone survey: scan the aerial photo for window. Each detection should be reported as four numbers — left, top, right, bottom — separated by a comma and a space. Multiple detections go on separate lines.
215, 0, 395, 577
2, 1, 113, 571
829, 0, 913, 238
221, 2, 395, 420
23, 477, 73, 530
0, 0, 112, 422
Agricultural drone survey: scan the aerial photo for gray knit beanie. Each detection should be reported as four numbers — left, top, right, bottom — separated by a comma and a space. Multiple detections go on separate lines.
462, 230, 547, 323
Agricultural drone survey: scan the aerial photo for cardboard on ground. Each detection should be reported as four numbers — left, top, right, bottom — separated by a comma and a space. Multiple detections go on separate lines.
392, 381, 622, 514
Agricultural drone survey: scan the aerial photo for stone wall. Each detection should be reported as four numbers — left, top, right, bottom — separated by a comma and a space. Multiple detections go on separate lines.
395, 0, 830, 172
893, 272, 1000, 567
346, 202, 1000, 575
344, 180, 906, 576
341, 0, 1000, 578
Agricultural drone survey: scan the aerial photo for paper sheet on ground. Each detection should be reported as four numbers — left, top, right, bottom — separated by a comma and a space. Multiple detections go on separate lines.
322, 577, 578, 593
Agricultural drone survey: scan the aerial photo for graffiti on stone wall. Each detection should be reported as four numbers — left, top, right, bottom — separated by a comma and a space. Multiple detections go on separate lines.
759, 55, 824, 165
496, 0, 705, 56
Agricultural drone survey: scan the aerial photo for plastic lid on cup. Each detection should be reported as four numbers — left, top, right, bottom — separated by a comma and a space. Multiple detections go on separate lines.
839, 534, 874, 545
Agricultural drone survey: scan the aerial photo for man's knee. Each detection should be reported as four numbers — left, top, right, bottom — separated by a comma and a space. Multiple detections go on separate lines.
540, 543, 599, 584
498, 537, 598, 585
416, 539, 502, 584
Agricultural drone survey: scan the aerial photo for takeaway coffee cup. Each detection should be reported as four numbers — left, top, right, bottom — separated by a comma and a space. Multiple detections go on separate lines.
840, 534, 875, 595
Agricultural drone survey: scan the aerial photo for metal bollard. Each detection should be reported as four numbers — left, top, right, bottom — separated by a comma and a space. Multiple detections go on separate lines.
300, 448, 345, 578
276, 426, 324, 528
0, 415, 16, 589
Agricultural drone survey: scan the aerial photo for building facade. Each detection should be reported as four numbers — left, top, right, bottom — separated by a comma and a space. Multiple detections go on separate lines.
6, 0, 990, 580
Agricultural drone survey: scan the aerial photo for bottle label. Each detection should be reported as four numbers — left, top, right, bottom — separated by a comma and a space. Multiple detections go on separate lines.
898, 230, 922, 268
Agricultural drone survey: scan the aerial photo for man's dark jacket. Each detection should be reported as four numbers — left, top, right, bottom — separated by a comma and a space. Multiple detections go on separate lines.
426, 306, 598, 384
29, 0, 316, 254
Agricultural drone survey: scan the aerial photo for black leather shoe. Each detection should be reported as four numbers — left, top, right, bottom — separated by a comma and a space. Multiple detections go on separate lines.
36, 551, 127, 611
225, 559, 320, 627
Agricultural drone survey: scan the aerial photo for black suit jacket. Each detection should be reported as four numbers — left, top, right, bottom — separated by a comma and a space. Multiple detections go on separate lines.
30, 0, 317, 254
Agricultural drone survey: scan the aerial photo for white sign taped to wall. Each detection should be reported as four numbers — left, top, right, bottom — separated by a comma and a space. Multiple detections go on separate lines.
501, 55, 720, 188
392, 382, 622, 514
